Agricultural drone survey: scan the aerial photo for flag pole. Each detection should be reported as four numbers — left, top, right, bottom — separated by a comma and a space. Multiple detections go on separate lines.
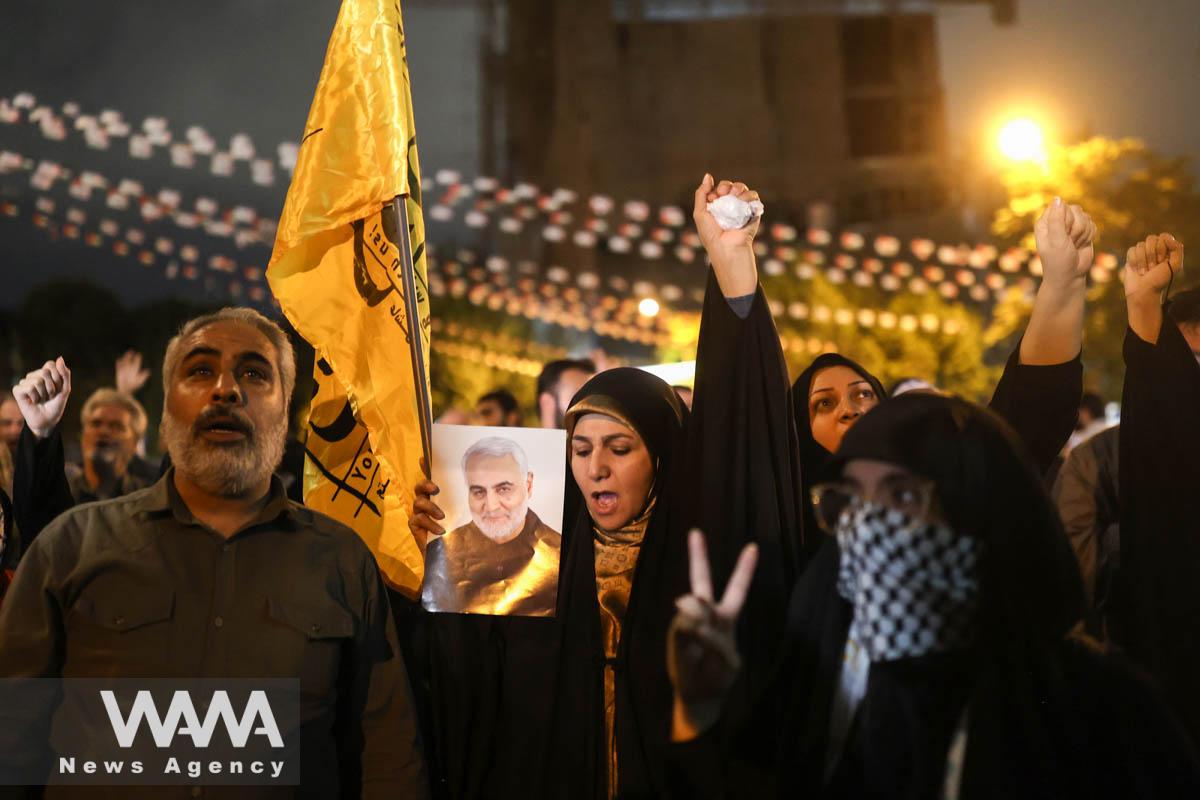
386, 195, 433, 477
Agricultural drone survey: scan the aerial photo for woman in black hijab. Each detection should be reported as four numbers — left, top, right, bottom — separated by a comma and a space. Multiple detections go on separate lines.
413, 369, 687, 799
669, 394, 1200, 798
789, 200, 1103, 568
790, 337, 1082, 527
791, 354, 886, 555
411, 175, 804, 799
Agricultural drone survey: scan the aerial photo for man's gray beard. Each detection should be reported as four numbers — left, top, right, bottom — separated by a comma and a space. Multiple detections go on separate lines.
473, 498, 529, 543
161, 409, 287, 497
86, 443, 124, 476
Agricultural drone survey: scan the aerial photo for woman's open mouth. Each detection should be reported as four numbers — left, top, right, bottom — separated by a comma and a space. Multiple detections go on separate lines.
591, 491, 619, 515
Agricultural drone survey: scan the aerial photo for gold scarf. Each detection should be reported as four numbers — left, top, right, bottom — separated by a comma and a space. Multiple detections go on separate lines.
594, 493, 655, 800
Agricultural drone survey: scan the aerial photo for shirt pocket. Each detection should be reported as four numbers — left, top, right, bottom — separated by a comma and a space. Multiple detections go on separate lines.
65, 586, 175, 675
265, 596, 355, 695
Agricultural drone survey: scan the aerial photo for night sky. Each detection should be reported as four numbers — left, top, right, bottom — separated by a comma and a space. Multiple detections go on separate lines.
1, 0, 1196, 309
0, 2, 481, 309
939, 0, 1200, 163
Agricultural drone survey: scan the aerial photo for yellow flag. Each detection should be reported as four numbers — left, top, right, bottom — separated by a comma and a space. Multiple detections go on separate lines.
266, 0, 430, 596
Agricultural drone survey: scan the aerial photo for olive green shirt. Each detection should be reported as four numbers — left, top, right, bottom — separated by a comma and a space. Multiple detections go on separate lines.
0, 471, 428, 798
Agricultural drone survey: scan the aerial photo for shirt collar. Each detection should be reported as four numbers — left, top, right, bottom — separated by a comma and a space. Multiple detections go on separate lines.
131, 468, 295, 530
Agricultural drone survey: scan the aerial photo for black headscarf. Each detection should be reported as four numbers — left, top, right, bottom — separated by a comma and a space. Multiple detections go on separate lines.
564, 367, 688, 468
790, 354, 887, 557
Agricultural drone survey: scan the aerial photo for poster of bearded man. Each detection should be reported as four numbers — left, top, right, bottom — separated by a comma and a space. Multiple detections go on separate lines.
420, 425, 565, 617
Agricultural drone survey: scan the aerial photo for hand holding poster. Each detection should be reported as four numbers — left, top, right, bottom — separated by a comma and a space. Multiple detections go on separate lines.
420, 424, 565, 617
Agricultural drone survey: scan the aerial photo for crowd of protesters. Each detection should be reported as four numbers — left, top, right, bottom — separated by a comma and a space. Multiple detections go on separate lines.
0, 176, 1197, 798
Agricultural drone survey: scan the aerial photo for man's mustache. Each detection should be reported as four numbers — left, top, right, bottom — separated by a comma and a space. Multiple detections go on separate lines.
192, 405, 255, 439
88, 443, 121, 466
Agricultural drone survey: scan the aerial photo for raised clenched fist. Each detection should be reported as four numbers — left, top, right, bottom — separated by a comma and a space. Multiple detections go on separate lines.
693, 174, 763, 299
13, 357, 72, 440
1034, 198, 1097, 286
1124, 232, 1184, 300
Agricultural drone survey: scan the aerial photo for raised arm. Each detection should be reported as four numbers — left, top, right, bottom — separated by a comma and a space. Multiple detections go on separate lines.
1115, 233, 1200, 741
114, 350, 151, 396
1124, 233, 1184, 345
989, 201, 1091, 473
687, 175, 805, 697
668, 530, 758, 741
1021, 199, 1095, 365
11, 359, 75, 551
664, 531, 777, 800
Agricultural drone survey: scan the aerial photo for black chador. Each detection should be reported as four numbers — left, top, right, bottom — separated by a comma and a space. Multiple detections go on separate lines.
417, 271, 804, 799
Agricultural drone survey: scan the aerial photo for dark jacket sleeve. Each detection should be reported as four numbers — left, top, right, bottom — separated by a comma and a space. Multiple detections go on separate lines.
1052, 426, 1121, 610
339, 551, 430, 800
11, 426, 75, 557
686, 270, 805, 697
988, 343, 1082, 476
0, 515, 70, 787
1114, 316, 1200, 742
1052, 437, 1102, 601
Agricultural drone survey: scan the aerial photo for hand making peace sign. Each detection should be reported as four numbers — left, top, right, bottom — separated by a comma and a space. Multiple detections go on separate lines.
667, 529, 758, 740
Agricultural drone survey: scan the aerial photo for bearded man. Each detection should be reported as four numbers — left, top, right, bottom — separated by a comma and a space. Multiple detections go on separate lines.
420, 436, 560, 616
68, 387, 150, 501
0, 308, 429, 797
9, 365, 154, 546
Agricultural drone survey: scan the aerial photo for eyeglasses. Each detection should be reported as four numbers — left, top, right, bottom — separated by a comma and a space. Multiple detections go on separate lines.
810, 477, 937, 534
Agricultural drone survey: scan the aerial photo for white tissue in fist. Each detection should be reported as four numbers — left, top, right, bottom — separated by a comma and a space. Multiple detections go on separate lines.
706, 195, 765, 230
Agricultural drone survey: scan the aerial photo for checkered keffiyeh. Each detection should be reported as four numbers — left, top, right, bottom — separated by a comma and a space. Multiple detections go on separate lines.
836, 502, 982, 663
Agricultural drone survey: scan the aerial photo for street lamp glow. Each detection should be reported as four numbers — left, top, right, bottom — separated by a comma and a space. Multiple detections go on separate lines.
638, 298, 660, 317
997, 118, 1046, 163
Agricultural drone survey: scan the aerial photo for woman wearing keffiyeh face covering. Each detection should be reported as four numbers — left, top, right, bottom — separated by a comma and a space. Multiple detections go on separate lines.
749, 200, 1098, 790
668, 393, 1200, 799
766, 202, 1096, 773
409, 176, 805, 799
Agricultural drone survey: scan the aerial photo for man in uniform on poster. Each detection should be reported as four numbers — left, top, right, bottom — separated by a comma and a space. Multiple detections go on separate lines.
421, 436, 560, 616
